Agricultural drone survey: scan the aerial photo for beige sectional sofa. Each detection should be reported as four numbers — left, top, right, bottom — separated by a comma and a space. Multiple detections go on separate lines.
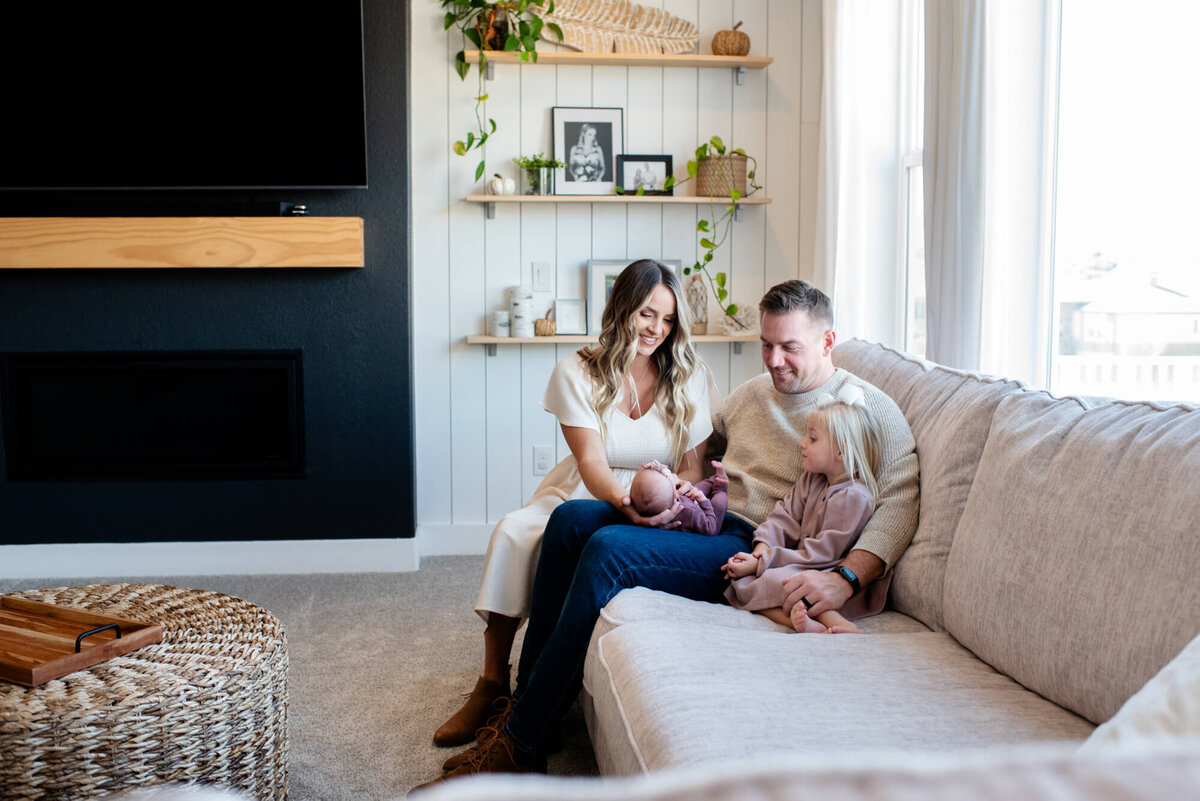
423, 340, 1200, 800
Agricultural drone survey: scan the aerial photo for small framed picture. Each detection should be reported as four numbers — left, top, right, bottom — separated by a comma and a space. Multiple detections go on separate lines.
552, 106, 624, 196
586, 260, 630, 334
585, 259, 680, 334
554, 299, 586, 335
616, 155, 673, 196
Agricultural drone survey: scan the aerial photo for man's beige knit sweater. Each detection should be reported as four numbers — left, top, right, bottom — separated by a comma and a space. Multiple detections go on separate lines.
711, 369, 919, 569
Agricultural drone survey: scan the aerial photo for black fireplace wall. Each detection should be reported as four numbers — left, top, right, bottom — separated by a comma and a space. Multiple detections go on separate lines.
0, 0, 413, 545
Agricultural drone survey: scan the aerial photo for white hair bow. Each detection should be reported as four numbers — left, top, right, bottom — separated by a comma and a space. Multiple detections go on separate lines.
836, 383, 865, 407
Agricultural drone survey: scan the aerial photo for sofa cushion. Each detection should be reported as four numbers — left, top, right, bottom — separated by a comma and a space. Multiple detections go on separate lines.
414, 741, 1200, 801
1080, 630, 1200, 749
833, 340, 1023, 630
582, 620, 1093, 775
594, 587, 930, 641
943, 392, 1200, 725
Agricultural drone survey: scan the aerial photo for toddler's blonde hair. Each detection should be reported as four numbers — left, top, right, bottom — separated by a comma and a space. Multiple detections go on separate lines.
814, 384, 883, 501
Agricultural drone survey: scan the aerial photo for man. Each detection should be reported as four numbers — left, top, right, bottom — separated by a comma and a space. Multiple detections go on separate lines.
416, 280, 919, 788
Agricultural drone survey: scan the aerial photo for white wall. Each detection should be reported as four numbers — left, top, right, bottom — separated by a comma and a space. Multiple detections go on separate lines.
411, 0, 823, 552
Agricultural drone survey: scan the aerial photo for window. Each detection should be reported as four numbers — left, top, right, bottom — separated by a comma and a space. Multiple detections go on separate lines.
1049, 0, 1200, 401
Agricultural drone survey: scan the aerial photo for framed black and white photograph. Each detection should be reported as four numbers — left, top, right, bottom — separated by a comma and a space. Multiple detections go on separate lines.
586, 259, 680, 334
553, 299, 586, 335
552, 107, 624, 196
617, 155, 673, 195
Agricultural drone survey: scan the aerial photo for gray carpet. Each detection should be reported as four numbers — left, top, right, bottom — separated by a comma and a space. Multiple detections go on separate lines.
0, 556, 599, 799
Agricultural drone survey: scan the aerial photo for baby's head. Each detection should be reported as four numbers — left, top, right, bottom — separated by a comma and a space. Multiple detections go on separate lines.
630, 467, 676, 516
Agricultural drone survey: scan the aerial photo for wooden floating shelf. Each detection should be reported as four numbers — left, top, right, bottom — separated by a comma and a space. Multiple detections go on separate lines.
463, 50, 772, 70
466, 194, 770, 205
466, 194, 770, 220
0, 217, 365, 269
468, 333, 759, 355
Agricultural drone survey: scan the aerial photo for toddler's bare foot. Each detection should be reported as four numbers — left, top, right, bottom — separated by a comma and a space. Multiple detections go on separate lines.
790, 604, 828, 633
825, 622, 863, 634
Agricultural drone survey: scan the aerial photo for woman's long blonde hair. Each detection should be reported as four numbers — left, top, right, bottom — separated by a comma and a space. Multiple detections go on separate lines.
815, 384, 883, 501
577, 259, 699, 470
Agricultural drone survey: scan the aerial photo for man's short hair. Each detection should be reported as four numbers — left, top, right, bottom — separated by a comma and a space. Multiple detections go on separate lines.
759, 280, 834, 328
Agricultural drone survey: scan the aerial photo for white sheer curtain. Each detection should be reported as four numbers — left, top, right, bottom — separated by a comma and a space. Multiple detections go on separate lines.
923, 0, 1059, 383
814, 0, 905, 345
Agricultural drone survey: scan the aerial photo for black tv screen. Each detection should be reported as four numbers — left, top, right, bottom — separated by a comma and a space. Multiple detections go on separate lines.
0, 4, 368, 190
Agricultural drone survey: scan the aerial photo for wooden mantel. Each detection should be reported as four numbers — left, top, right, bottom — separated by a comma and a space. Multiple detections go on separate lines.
0, 217, 365, 269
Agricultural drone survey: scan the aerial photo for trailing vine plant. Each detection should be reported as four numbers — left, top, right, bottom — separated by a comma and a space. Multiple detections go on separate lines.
622, 136, 761, 328
441, 0, 562, 182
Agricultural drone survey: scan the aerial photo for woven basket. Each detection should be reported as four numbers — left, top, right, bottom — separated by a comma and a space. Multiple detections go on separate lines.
695, 154, 748, 197
0, 584, 289, 801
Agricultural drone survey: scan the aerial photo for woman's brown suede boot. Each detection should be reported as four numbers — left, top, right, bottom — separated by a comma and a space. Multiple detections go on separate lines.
432, 673, 511, 747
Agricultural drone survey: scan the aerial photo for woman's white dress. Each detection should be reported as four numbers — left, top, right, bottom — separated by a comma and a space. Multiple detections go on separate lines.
475, 352, 718, 621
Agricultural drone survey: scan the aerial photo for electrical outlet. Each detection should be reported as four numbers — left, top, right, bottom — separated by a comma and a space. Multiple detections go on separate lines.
532, 445, 553, 475
532, 261, 553, 293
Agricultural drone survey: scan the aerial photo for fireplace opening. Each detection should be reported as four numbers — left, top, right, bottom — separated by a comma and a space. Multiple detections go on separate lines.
0, 351, 304, 481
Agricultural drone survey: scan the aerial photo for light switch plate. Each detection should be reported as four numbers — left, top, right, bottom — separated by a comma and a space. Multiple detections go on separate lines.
532, 261, 552, 293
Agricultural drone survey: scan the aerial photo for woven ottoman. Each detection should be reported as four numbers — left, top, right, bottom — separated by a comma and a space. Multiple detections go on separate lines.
0, 584, 288, 801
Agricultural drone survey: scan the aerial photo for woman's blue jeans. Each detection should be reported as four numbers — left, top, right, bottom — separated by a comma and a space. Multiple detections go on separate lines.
503, 499, 755, 756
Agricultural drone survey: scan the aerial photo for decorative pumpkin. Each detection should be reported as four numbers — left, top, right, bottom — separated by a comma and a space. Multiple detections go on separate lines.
534, 306, 557, 336
486, 173, 516, 195
711, 21, 750, 57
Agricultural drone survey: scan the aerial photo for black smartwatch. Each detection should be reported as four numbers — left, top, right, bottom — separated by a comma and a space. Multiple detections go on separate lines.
835, 565, 860, 594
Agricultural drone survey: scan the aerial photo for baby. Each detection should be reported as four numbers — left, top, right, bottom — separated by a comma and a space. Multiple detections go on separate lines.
629, 460, 729, 536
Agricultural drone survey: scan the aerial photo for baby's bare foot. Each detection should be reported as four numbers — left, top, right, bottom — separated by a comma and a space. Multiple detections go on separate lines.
790, 604, 828, 633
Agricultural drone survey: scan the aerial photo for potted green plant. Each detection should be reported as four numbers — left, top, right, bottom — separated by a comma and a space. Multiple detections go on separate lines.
657, 136, 763, 330
441, 1, 563, 182
512, 152, 565, 195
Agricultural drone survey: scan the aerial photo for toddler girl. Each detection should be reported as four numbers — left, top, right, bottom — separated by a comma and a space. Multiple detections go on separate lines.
721, 384, 883, 633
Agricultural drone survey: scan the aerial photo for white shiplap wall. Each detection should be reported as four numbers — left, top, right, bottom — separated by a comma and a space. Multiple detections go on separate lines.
411, 0, 823, 552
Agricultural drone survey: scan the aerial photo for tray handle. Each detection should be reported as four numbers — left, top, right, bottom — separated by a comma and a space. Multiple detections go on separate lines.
75, 623, 122, 653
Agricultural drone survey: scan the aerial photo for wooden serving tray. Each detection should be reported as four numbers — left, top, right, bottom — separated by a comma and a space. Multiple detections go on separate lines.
0, 596, 164, 687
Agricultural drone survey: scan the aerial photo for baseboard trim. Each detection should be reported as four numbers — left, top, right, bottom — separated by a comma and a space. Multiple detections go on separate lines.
416, 524, 494, 557
0, 538, 419, 580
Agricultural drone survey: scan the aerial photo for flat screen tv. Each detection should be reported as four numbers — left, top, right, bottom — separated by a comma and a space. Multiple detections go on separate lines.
0, 4, 368, 190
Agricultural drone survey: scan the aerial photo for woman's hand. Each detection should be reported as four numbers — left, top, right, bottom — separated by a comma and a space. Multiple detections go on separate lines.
616, 495, 683, 528
721, 552, 760, 579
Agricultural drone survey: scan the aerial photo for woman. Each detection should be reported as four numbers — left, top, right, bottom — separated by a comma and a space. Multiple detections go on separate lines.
432, 259, 717, 749
568, 124, 605, 182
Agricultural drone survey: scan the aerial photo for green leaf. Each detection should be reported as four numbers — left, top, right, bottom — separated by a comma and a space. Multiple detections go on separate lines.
518, 20, 531, 37
453, 140, 468, 156
700, 238, 715, 249
455, 51, 470, 80
710, 136, 726, 154
466, 132, 476, 149
693, 261, 704, 272
717, 288, 728, 301
489, 118, 497, 133
547, 0, 556, 12
687, 161, 698, 179
475, 93, 489, 102
522, 36, 537, 51
444, 12, 457, 30
704, 252, 713, 262
519, 50, 532, 62
730, 189, 741, 202
695, 144, 708, 161
528, 50, 539, 63
697, 219, 710, 232
505, 33, 520, 50
732, 148, 746, 157
475, 160, 486, 182
663, 175, 675, 190
548, 22, 564, 41
465, 27, 482, 48
683, 266, 692, 274
635, 186, 645, 196
615, 186, 625, 194
715, 272, 727, 288
528, 16, 544, 38
726, 304, 739, 316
